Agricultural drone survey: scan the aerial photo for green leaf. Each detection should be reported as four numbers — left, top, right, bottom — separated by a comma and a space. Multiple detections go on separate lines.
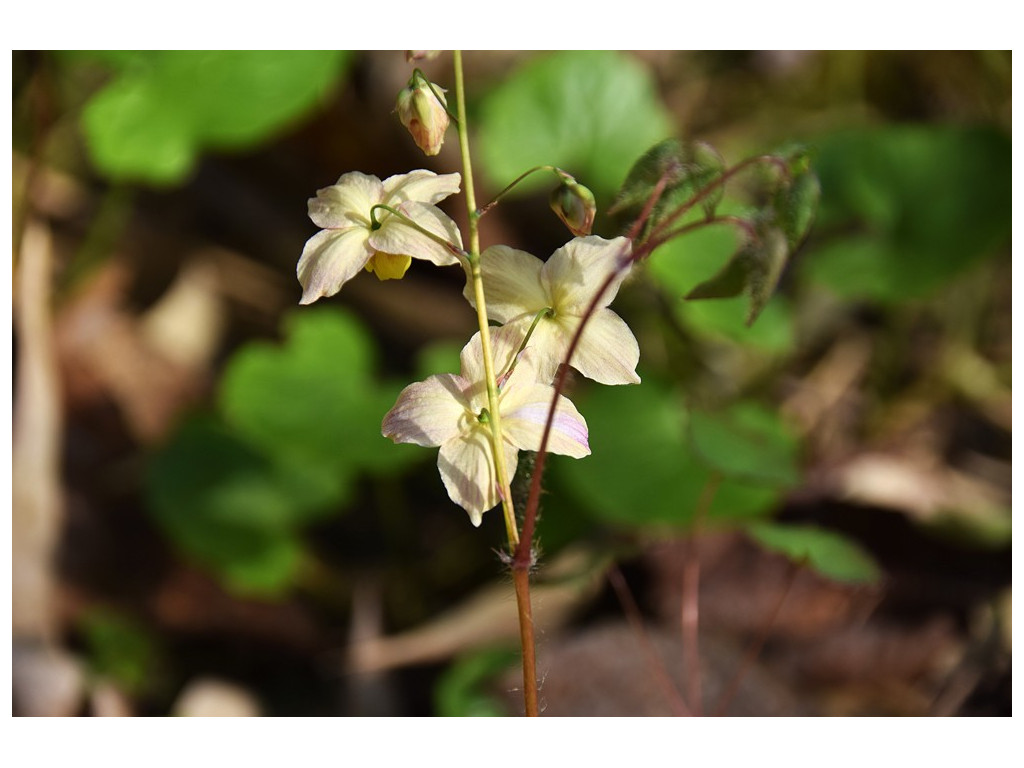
434, 648, 518, 717
645, 220, 740, 296
805, 125, 1011, 301
774, 155, 821, 249
556, 379, 783, 527
146, 309, 423, 596
609, 138, 726, 235
747, 523, 882, 584
677, 295, 796, 355
82, 73, 196, 183
145, 417, 322, 596
688, 403, 800, 488
219, 309, 418, 477
805, 235, 901, 299
79, 51, 350, 184
477, 51, 673, 197
687, 223, 789, 327
644, 213, 795, 351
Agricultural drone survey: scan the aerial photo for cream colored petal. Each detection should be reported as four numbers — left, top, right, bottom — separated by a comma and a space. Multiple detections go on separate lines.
513, 319, 569, 386
382, 375, 469, 447
438, 429, 519, 526
296, 228, 373, 304
464, 245, 549, 324
383, 170, 462, 205
542, 236, 632, 313
563, 309, 641, 385
308, 172, 382, 229
456, 332, 489, 410
458, 325, 526, 398
501, 361, 590, 459
368, 202, 462, 267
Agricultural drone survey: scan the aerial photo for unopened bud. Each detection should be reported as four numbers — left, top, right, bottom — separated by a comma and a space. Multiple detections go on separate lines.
549, 178, 597, 237
396, 77, 450, 157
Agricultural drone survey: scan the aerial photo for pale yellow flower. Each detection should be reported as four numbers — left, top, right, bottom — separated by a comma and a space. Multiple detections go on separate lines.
297, 170, 462, 304
466, 236, 640, 386
382, 325, 590, 525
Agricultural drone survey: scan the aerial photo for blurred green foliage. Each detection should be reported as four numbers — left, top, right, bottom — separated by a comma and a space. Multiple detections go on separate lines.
219, 310, 418, 478
804, 125, 1011, 302
747, 523, 882, 583
688, 403, 800, 488
477, 51, 673, 197
147, 416, 316, 595
73, 51, 350, 184
146, 310, 421, 596
433, 648, 518, 717
79, 609, 161, 696
555, 379, 794, 528
608, 138, 726, 233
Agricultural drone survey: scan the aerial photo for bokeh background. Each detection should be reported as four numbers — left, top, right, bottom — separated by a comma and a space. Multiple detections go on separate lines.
12, 50, 1011, 716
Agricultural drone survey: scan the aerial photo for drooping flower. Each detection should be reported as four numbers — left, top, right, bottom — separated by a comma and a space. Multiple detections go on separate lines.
396, 77, 450, 156
297, 170, 463, 305
465, 235, 640, 386
381, 325, 590, 525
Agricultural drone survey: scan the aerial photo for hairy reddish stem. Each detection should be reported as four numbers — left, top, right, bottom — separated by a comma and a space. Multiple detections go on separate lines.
512, 569, 539, 716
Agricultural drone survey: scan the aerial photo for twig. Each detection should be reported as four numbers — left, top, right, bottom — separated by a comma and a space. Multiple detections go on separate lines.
608, 566, 692, 717
681, 472, 722, 716
713, 559, 799, 716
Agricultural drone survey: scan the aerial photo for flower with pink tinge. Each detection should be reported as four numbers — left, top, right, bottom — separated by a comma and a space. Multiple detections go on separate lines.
382, 326, 590, 525
297, 170, 462, 304
396, 77, 450, 157
465, 235, 640, 386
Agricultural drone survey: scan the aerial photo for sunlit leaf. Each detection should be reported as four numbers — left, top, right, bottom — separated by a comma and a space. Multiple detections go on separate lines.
219, 309, 418, 476
478, 51, 673, 197
556, 379, 783, 527
645, 220, 739, 295
677, 295, 796, 355
79, 51, 350, 184
644, 211, 795, 352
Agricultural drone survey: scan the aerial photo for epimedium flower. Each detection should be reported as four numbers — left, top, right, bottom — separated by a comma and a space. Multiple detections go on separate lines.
381, 325, 590, 526
297, 170, 463, 305
465, 235, 640, 386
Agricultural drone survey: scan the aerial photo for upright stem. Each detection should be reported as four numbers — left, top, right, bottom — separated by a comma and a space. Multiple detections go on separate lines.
453, 51, 517, 547
453, 50, 538, 716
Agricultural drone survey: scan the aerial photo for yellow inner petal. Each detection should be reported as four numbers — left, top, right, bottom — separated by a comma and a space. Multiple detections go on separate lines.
365, 252, 413, 281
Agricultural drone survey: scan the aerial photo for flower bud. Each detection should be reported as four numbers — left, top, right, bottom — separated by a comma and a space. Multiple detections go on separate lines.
396, 77, 450, 157
549, 178, 597, 237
